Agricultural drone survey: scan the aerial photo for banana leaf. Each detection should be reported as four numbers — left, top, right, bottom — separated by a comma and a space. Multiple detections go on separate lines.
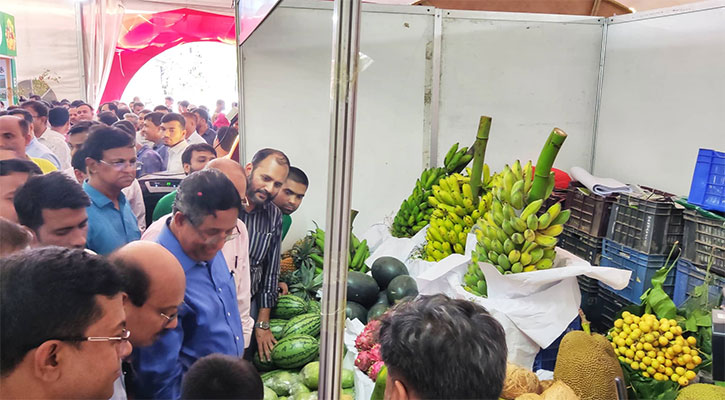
620, 362, 679, 400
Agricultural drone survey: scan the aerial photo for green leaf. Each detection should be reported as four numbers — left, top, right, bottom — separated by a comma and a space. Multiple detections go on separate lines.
621, 361, 679, 400
646, 287, 677, 319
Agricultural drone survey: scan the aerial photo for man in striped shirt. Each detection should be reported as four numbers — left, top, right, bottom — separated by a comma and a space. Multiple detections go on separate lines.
240, 148, 289, 362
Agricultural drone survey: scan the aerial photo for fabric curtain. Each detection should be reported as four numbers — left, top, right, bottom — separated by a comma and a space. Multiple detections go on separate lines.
80, 0, 125, 108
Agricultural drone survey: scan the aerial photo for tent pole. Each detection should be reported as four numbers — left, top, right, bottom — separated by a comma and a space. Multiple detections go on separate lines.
319, 0, 362, 398
233, 0, 247, 165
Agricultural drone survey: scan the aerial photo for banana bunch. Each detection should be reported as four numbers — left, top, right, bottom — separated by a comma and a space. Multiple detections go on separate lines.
311, 226, 370, 273
391, 143, 473, 237
469, 161, 571, 276
463, 262, 488, 296
423, 172, 494, 261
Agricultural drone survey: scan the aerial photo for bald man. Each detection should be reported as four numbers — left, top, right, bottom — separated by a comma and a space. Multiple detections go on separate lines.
108, 241, 186, 399
142, 159, 254, 349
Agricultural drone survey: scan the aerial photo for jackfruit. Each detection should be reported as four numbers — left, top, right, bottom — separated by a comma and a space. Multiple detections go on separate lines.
553, 331, 623, 400
677, 383, 725, 400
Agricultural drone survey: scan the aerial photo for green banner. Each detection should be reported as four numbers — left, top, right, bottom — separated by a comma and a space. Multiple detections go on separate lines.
0, 11, 17, 57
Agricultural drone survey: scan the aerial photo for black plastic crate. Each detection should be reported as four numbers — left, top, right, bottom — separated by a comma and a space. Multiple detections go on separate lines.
566, 182, 618, 237
560, 226, 604, 265
595, 287, 634, 333
682, 209, 725, 276
606, 187, 684, 255
537, 189, 567, 216
578, 275, 600, 326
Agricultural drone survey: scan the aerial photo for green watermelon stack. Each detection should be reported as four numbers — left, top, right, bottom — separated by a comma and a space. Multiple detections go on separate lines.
271, 334, 320, 369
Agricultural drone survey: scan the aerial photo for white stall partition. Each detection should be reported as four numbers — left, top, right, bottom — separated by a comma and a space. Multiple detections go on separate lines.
593, 1, 725, 196
436, 11, 604, 174
242, 0, 434, 246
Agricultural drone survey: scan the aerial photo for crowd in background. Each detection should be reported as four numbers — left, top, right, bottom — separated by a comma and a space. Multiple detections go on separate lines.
0, 95, 508, 400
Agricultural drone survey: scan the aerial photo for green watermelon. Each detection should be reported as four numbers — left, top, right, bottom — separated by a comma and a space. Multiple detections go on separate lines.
282, 313, 321, 338
272, 334, 319, 369
347, 271, 379, 307
345, 301, 368, 324
386, 275, 418, 304
371, 256, 408, 289
274, 295, 309, 319
253, 351, 276, 372
367, 303, 388, 322
308, 300, 321, 315
270, 319, 288, 340
376, 291, 390, 306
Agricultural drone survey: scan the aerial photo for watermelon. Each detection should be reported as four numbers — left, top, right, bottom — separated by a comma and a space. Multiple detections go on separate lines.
347, 271, 379, 308
376, 291, 389, 306
386, 275, 418, 304
367, 303, 388, 322
308, 300, 321, 315
345, 301, 368, 324
272, 334, 319, 369
274, 295, 309, 319
270, 319, 288, 340
371, 256, 408, 289
283, 313, 321, 338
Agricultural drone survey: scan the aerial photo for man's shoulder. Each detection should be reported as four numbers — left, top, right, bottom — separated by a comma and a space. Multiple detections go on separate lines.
30, 157, 57, 173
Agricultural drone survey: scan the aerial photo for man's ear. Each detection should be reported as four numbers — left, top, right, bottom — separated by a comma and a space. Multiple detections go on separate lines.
33, 341, 63, 382
391, 379, 409, 400
244, 162, 253, 177
172, 211, 186, 228
85, 157, 98, 175
183, 163, 191, 175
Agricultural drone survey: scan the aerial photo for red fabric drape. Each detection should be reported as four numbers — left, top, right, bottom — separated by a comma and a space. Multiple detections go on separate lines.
101, 8, 235, 103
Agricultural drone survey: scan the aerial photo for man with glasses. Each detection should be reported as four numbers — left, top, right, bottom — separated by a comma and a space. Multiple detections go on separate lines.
144, 158, 255, 351
109, 241, 186, 399
135, 169, 244, 399
82, 125, 141, 255
0, 247, 133, 399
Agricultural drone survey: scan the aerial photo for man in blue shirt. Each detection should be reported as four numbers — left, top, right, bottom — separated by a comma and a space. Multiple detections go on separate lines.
141, 112, 169, 170
6, 108, 61, 169
134, 169, 244, 399
82, 125, 141, 255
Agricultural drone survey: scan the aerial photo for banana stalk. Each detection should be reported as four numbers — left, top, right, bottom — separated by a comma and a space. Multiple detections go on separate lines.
470, 116, 491, 202
528, 128, 567, 202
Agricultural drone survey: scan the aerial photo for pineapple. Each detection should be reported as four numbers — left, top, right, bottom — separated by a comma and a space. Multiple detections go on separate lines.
280, 256, 296, 284
281, 235, 320, 284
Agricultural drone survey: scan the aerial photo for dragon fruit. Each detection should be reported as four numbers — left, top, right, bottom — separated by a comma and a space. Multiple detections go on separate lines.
355, 350, 375, 372
354, 319, 381, 352
369, 343, 382, 362
368, 361, 385, 381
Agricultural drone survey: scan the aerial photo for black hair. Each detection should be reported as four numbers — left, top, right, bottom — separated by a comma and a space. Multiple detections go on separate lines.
154, 105, 170, 113
165, 96, 173, 101
178, 100, 190, 108
7, 108, 33, 124
0, 159, 42, 177
98, 111, 119, 126
83, 125, 135, 161
48, 107, 70, 127
60, 99, 70, 104
378, 294, 508, 400
14, 172, 91, 231
215, 127, 237, 153
0, 247, 123, 375
70, 100, 85, 108
76, 103, 94, 112
99, 102, 118, 113
250, 148, 290, 169
172, 169, 242, 226
68, 120, 99, 136
29, 95, 41, 101
182, 143, 216, 165
143, 111, 164, 126
115, 108, 131, 121
287, 166, 309, 187
113, 120, 136, 136
21, 100, 49, 118
181, 354, 263, 400
161, 112, 186, 128
110, 256, 150, 307
192, 108, 209, 122
71, 147, 87, 173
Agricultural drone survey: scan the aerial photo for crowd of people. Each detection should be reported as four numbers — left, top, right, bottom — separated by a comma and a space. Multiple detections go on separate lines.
0, 96, 508, 400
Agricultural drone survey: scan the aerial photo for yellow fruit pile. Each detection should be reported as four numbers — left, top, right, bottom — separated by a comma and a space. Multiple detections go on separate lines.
608, 312, 702, 387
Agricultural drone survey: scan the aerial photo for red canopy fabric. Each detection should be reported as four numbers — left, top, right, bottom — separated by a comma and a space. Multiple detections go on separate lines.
101, 8, 235, 103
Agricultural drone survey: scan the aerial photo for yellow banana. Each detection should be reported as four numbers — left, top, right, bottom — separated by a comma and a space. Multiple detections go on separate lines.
527, 214, 539, 231
463, 215, 474, 228
458, 232, 467, 244
471, 209, 481, 221
512, 160, 523, 181
483, 164, 491, 185
444, 219, 454, 230
462, 183, 473, 200
511, 217, 527, 233
447, 230, 459, 245
453, 224, 463, 234
463, 198, 475, 213
508, 250, 521, 264
524, 229, 536, 243
520, 199, 543, 221
520, 252, 532, 266
448, 176, 460, 194
547, 202, 562, 221
454, 243, 464, 254
452, 191, 465, 208
454, 205, 466, 217
439, 191, 455, 206
540, 224, 564, 237
536, 258, 553, 270
441, 242, 451, 253
438, 178, 450, 192
524, 265, 536, 272
538, 213, 552, 230
534, 233, 558, 248
530, 248, 544, 264
428, 196, 440, 207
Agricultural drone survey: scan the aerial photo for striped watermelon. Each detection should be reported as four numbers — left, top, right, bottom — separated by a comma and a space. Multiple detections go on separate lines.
282, 313, 321, 338
272, 334, 319, 369
308, 300, 321, 314
273, 295, 309, 319
270, 319, 287, 340
252, 351, 275, 372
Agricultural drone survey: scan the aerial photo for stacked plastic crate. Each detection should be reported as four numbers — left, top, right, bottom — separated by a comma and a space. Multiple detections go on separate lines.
558, 182, 618, 332
598, 187, 684, 330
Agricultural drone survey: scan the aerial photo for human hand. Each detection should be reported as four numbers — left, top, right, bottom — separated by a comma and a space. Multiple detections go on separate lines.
256, 328, 277, 362
278, 282, 289, 295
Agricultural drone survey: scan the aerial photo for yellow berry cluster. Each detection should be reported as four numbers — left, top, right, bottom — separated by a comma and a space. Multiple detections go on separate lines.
608, 312, 701, 386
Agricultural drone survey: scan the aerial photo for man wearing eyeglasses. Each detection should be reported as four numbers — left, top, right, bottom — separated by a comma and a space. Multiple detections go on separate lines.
0, 247, 133, 400
82, 126, 141, 255
134, 169, 244, 399
109, 241, 186, 399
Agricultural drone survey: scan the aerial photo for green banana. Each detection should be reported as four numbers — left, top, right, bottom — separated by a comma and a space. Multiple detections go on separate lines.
550, 209, 571, 226
444, 143, 459, 166
520, 199, 543, 221
538, 213, 552, 230
534, 233, 558, 248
